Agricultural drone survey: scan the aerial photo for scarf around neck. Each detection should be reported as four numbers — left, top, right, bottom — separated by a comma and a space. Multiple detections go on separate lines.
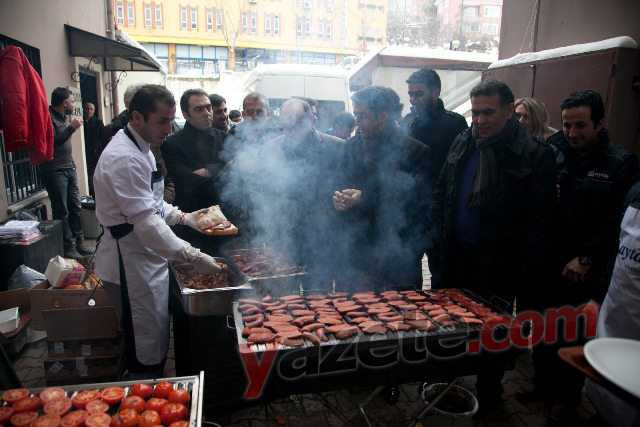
468, 116, 519, 207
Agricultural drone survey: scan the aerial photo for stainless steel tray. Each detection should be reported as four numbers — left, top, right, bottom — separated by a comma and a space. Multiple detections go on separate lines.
18, 372, 204, 426
224, 248, 307, 296
170, 257, 252, 316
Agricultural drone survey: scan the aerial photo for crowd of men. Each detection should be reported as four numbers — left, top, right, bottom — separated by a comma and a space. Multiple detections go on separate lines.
44, 67, 639, 425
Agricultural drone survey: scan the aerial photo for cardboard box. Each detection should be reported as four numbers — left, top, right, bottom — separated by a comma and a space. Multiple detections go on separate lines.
29, 281, 112, 330
0, 288, 32, 354
44, 353, 123, 385
43, 306, 121, 358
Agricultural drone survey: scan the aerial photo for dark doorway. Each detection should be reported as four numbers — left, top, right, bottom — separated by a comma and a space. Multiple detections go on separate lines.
79, 68, 99, 195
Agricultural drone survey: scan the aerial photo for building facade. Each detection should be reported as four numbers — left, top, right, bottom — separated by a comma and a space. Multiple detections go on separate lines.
115, 0, 388, 74
434, 0, 502, 51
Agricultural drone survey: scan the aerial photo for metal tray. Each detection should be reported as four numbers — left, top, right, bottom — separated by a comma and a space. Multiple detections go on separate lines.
170, 257, 252, 316
16, 372, 204, 426
224, 248, 308, 296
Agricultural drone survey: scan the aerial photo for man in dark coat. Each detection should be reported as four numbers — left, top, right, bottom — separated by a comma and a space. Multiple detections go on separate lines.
162, 88, 227, 254
518, 90, 639, 425
255, 99, 344, 288
400, 67, 468, 187
82, 102, 103, 196
334, 86, 430, 288
430, 79, 557, 418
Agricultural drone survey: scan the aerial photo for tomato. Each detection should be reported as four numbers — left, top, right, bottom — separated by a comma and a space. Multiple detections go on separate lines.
43, 398, 72, 417
112, 409, 138, 427
84, 400, 109, 415
168, 422, 189, 427
144, 398, 167, 413
120, 396, 145, 413
12, 396, 41, 413
84, 412, 111, 427
9, 411, 38, 427
0, 406, 14, 424
60, 410, 88, 427
71, 391, 99, 409
39, 388, 66, 404
30, 414, 62, 427
138, 410, 161, 427
129, 384, 153, 400
98, 388, 124, 405
167, 389, 190, 405
152, 382, 173, 399
160, 403, 188, 425
2, 389, 29, 404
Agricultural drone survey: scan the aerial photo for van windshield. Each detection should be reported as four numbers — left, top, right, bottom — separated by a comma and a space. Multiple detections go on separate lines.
270, 99, 346, 133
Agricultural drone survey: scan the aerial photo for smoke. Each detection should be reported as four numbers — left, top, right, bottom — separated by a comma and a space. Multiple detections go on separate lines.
218, 105, 430, 292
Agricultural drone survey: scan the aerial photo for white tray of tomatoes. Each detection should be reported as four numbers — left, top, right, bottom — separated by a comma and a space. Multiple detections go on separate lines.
0, 372, 203, 427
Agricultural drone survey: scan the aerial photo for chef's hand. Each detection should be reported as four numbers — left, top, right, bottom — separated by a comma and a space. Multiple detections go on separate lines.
191, 252, 221, 275
341, 189, 362, 208
181, 208, 209, 231
562, 257, 589, 282
193, 168, 211, 177
70, 118, 83, 129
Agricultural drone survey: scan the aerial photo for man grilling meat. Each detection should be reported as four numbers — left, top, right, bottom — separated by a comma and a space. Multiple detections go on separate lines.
430, 79, 557, 418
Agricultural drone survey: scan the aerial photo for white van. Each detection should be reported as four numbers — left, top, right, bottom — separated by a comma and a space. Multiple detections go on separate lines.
243, 64, 352, 132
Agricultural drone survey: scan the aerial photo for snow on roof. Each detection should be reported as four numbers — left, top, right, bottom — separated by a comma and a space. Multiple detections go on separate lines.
346, 46, 385, 79
248, 64, 348, 78
116, 30, 167, 75
488, 36, 638, 69
381, 46, 498, 63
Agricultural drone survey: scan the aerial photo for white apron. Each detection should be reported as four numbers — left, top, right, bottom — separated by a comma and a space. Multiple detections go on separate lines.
94, 127, 170, 368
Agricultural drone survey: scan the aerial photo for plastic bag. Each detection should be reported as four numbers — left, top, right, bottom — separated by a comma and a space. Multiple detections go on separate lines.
7, 265, 45, 290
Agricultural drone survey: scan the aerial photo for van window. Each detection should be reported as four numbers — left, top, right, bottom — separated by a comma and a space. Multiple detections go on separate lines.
269, 99, 346, 133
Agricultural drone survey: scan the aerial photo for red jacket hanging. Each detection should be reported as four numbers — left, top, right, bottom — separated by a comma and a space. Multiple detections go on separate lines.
0, 45, 54, 164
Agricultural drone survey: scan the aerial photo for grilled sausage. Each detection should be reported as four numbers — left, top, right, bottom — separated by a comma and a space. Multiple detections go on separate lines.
458, 317, 484, 324
239, 299, 262, 306
318, 317, 345, 325
386, 322, 412, 332
302, 332, 321, 346
367, 306, 392, 314
428, 309, 446, 317
266, 304, 287, 312
240, 306, 261, 315
292, 316, 315, 327
270, 324, 300, 333
280, 338, 305, 347
242, 313, 261, 322
261, 295, 273, 303
281, 295, 304, 301
268, 315, 294, 323
292, 310, 316, 317
247, 332, 275, 343
287, 303, 307, 310
361, 323, 387, 335
276, 330, 303, 339
335, 327, 358, 340
326, 324, 354, 334
377, 314, 403, 323
433, 313, 452, 323
242, 327, 272, 337
316, 328, 329, 342
245, 318, 264, 328
409, 320, 437, 331
346, 311, 369, 318
301, 323, 324, 332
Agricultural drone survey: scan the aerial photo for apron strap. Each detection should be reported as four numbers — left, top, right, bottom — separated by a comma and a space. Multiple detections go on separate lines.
111, 224, 165, 374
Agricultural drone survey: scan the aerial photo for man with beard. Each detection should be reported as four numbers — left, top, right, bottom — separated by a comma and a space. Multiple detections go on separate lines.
400, 67, 468, 188
162, 89, 227, 253
260, 99, 343, 288
431, 79, 557, 418
42, 87, 90, 259
208, 93, 230, 133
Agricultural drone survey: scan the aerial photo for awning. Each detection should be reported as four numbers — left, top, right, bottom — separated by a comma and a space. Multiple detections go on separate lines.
64, 24, 160, 72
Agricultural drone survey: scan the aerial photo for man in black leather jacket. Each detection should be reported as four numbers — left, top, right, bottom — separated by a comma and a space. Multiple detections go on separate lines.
430, 79, 557, 418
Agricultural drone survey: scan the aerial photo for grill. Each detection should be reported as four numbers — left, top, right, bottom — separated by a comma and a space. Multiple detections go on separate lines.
232, 288, 510, 354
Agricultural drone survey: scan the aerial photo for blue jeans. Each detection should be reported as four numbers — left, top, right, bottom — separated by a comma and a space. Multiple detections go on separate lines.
41, 168, 83, 247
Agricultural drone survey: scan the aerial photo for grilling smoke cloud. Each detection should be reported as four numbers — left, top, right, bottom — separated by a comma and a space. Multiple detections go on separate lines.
218, 96, 430, 291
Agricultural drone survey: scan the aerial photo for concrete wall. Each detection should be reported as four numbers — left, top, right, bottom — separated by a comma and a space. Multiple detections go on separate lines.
0, 0, 114, 219
499, 0, 640, 59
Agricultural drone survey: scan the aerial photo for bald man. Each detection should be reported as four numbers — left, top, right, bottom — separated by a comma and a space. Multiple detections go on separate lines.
83, 102, 103, 195
258, 99, 344, 287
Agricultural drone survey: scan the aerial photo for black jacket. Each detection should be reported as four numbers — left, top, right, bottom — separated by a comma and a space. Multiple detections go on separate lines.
41, 106, 76, 171
399, 99, 468, 188
162, 121, 227, 213
549, 129, 639, 302
337, 124, 431, 286
431, 120, 557, 298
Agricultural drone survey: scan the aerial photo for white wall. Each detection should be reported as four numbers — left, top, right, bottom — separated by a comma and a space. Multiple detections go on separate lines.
165, 71, 247, 115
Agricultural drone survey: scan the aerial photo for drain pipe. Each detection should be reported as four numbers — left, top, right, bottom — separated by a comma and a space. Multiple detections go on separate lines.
105, 0, 120, 118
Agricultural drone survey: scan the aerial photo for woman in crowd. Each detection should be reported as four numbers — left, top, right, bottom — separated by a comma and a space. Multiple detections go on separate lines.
515, 97, 557, 140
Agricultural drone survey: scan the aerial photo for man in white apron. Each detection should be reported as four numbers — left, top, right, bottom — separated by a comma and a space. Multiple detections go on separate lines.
586, 182, 640, 427
93, 85, 220, 377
